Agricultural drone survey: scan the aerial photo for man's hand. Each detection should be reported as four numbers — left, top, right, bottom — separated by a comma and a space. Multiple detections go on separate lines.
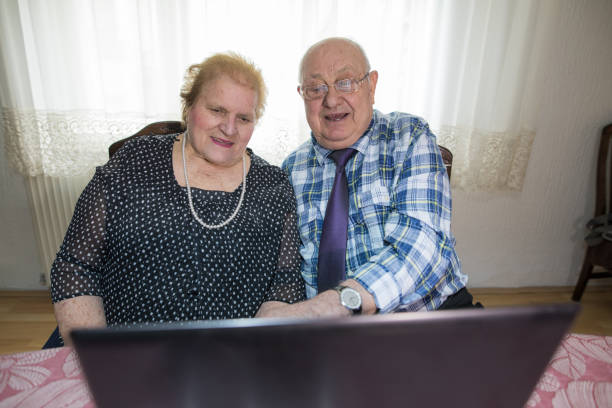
256, 279, 377, 318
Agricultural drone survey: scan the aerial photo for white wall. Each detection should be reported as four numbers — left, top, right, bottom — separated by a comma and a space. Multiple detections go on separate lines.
1, 0, 611, 289
453, 0, 612, 287
0, 125, 46, 289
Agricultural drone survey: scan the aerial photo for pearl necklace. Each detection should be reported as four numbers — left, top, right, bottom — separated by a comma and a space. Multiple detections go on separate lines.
182, 132, 246, 229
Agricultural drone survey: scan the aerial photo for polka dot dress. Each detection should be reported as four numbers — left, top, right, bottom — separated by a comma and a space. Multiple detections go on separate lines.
51, 134, 305, 325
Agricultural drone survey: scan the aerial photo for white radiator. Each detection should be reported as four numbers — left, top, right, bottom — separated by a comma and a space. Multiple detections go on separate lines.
25, 174, 91, 286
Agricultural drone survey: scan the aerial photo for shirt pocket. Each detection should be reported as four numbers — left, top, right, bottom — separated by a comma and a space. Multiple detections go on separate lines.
297, 205, 321, 244
351, 182, 391, 251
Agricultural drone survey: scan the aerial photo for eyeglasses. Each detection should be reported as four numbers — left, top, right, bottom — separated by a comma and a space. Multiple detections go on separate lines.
299, 72, 371, 101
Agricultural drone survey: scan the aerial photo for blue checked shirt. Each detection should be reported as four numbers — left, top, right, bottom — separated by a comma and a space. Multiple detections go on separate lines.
282, 110, 468, 313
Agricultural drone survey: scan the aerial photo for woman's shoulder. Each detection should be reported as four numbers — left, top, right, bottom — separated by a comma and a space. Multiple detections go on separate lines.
248, 150, 296, 209
249, 150, 295, 189
249, 150, 289, 180
116, 133, 178, 156
101, 133, 178, 173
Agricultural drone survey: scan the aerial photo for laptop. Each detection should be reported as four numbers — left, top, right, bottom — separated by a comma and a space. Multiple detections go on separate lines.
71, 303, 579, 408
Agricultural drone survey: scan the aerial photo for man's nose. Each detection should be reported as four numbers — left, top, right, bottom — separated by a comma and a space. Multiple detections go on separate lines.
323, 86, 342, 107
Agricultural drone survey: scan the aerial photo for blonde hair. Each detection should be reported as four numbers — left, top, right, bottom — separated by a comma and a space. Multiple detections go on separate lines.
180, 52, 267, 125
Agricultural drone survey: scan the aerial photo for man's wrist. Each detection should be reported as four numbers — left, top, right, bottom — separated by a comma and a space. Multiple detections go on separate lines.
340, 279, 379, 314
333, 285, 362, 314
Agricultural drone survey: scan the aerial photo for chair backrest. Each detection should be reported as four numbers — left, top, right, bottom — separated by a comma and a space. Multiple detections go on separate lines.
109, 121, 184, 158
595, 123, 612, 217
108, 121, 454, 181
438, 145, 453, 180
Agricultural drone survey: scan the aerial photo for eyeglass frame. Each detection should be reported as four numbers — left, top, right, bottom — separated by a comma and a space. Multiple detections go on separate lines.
298, 72, 372, 101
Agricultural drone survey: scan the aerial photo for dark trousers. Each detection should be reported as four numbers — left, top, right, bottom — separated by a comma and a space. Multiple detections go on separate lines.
438, 287, 483, 310
42, 326, 64, 349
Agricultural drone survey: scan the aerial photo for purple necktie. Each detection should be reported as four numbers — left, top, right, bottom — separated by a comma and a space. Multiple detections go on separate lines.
317, 148, 357, 292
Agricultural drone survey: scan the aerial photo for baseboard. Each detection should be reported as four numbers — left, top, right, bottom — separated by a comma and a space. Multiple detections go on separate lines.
469, 285, 612, 295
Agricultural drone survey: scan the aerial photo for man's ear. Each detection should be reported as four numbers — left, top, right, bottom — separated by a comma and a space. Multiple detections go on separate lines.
368, 70, 379, 105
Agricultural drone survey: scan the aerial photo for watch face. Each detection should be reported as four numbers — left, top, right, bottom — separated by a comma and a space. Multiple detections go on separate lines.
341, 288, 362, 309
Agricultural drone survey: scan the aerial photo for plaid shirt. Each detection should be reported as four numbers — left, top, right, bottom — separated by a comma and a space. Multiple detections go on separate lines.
282, 110, 467, 312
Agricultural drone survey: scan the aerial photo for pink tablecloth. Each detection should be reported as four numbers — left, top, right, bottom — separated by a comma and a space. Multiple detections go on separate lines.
0, 347, 92, 407
527, 334, 612, 407
1, 333, 611, 407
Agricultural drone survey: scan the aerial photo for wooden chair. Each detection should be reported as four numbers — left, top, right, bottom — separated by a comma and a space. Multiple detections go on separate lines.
438, 145, 453, 180
109, 121, 185, 157
572, 123, 612, 301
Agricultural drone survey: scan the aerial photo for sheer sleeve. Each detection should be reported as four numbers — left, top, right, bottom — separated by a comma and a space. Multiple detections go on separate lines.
264, 179, 306, 304
50, 168, 109, 303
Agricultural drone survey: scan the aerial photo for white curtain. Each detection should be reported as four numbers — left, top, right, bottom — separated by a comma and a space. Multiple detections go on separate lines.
0, 0, 558, 190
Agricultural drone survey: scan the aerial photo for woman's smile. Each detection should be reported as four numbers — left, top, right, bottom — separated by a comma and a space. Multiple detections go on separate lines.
211, 136, 233, 148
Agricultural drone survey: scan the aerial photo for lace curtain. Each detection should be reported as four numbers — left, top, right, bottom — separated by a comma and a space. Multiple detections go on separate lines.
0, 0, 557, 190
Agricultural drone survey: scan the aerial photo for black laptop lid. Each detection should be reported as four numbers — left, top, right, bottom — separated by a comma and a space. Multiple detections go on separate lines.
71, 303, 579, 408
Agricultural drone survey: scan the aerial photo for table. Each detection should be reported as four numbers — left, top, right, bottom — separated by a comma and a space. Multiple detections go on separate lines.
526, 333, 612, 407
1, 333, 611, 407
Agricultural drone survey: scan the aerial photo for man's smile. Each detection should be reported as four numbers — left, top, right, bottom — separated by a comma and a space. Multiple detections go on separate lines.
325, 112, 349, 122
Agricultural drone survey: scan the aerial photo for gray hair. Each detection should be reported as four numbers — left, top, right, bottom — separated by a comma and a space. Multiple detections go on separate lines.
298, 37, 371, 83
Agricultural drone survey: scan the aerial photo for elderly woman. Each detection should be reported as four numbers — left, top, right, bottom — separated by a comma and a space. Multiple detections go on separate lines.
51, 53, 305, 346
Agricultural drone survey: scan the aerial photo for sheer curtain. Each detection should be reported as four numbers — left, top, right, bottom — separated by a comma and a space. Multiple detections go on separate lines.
1, 0, 557, 188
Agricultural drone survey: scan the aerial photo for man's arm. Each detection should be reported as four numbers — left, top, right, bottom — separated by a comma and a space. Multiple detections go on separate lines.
53, 295, 107, 346
349, 123, 464, 313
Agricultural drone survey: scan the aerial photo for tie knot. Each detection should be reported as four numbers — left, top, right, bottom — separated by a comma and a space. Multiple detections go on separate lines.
330, 148, 356, 169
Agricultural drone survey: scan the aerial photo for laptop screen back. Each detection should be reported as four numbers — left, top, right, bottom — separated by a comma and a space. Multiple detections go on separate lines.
71, 303, 579, 408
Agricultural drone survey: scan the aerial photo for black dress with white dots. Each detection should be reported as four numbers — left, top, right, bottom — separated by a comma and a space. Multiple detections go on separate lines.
50, 134, 305, 325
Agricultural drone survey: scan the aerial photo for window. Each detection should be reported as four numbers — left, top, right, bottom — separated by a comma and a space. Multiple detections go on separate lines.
0, 0, 555, 190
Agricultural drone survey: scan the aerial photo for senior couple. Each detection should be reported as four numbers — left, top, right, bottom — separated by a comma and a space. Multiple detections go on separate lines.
51, 37, 477, 346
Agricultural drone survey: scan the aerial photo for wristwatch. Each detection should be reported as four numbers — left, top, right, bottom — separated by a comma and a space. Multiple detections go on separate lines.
334, 285, 362, 314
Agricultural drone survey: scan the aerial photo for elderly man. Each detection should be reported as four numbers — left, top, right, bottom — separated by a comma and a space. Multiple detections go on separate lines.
257, 37, 476, 318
